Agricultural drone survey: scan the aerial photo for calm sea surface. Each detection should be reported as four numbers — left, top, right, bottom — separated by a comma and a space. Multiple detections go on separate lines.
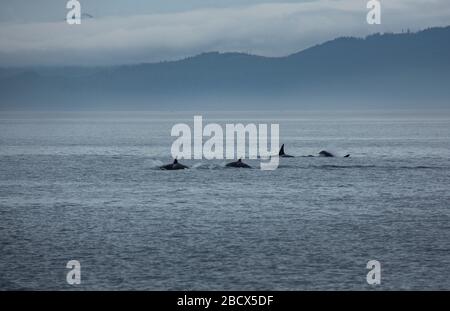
0, 111, 449, 290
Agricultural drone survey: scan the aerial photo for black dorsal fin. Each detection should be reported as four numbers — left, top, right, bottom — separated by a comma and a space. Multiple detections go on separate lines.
238, 158, 242, 162
173, 158, 178, 164
279, 144, 285, 156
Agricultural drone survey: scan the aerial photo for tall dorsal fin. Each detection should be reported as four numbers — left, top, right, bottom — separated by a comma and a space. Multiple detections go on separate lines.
173, 158, 178, 164
279, 144, 285, 156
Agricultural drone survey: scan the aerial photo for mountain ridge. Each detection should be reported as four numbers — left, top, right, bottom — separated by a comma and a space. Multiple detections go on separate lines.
1, 26, 450, 109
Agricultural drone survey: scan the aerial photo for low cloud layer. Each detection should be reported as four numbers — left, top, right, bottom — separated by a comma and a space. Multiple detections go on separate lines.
0, 0, 449, 66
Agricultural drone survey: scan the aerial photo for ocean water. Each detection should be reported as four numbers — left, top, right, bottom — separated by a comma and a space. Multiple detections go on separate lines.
0, 111, 449, 290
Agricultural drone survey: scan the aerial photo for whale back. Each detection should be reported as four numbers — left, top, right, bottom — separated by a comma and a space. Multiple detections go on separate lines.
226, 159, 251, 168
319, 150, 334, 157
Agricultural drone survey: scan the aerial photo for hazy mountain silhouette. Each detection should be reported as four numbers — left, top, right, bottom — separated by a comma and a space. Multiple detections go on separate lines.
1, 26, 449, 109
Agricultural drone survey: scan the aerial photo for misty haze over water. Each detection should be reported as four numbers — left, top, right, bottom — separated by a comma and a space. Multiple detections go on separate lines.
1, 26, 450, 110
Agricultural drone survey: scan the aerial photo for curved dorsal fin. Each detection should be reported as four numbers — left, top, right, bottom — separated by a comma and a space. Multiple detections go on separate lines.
279, 144, 285, 156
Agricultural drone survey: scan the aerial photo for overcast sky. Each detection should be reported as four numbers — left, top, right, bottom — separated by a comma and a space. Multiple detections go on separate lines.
0, 0, 449, 66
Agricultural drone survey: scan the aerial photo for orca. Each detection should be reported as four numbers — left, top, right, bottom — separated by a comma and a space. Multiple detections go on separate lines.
160, 158, 189, 170
225, 158, 252, 168
319, 150, 351, 158
279, 144, 294, 158
319, 150, 335, 157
